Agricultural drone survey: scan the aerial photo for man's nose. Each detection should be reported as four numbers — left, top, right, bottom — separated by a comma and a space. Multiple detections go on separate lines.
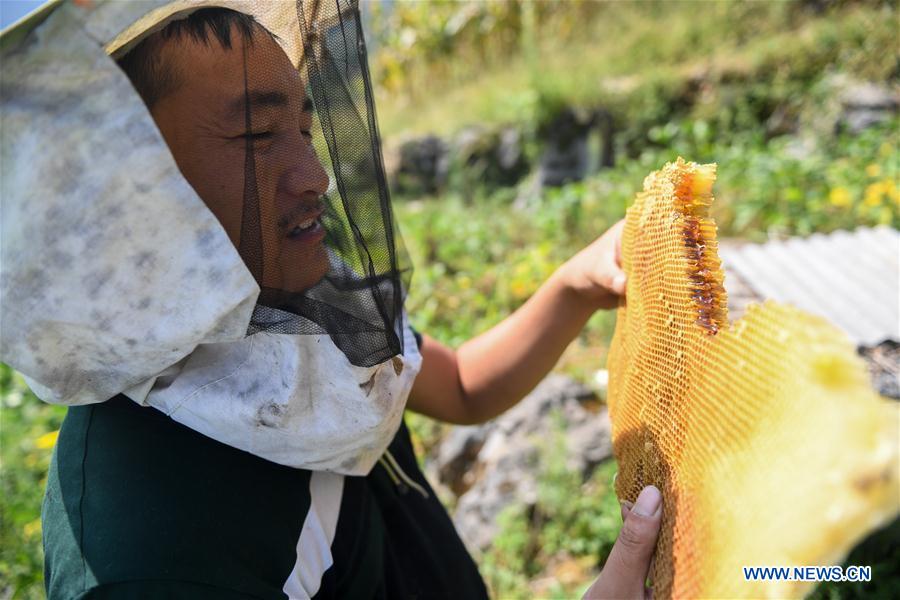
280, 139, 330, 198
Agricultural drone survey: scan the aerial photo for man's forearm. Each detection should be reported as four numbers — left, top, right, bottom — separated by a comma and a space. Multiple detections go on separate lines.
408, 222, 623, 424
455, 269, 598, 422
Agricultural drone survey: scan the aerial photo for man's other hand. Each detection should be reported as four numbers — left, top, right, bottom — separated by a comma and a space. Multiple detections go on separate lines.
557, 219, 626, 311
583, 485, 662, 600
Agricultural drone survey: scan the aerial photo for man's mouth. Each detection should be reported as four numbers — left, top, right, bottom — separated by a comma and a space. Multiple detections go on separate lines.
282, 202, 326, 241
285, 213, 326, 242
287, 216, 320, 238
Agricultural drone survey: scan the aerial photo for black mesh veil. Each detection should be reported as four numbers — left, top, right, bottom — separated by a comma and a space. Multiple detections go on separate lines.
248, 0, 409, 367
123, 1, 410, 368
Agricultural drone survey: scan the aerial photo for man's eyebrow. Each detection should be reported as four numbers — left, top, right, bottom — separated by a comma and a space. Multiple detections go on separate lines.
226, 90, 297, 118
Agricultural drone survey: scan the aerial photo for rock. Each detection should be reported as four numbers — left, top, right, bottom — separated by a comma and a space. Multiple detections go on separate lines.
451, 125, 530, 191
452, 437, 541, 550
436, 424, 490, 496
593, 108, 616, 169
859, 341, 900, 400
566, 418, 613, 478
537, 108, 593, 188
497, 127, 528, 176
782, 135, 817, 161
393, 134, 449, 194
765, 104, 800, 138
494, 373, 597, 435
838, 82, 899, 134
435, 374, 613, 552
535, 106, 615, 188
388, 126, 529, 196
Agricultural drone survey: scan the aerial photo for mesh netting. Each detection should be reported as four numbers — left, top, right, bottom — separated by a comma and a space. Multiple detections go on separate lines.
117, 1, 409, 368
248, 0, 410, 366
607, 158, 899, 599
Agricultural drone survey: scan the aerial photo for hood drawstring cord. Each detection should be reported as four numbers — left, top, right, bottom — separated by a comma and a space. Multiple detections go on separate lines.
378, 449, 429, 499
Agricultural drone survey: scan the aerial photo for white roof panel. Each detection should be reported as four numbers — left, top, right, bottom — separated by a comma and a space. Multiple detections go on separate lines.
719, 227, 899, 346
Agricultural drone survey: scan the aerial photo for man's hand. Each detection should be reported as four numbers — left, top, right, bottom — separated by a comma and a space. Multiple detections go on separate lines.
557, 219, 626, 310
583, 485, 662, 600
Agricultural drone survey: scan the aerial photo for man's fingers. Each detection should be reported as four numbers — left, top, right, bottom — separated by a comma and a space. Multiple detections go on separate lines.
584, 487, 661, 600
612, 219, 625, 268
606, 486, 662, 586
620, 501, 633, 523
606, 220, 627, 295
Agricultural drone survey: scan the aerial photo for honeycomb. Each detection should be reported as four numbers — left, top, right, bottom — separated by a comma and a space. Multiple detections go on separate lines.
607, 158, 899, 599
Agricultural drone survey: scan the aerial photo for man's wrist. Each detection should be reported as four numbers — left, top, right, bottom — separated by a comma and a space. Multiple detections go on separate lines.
548, 265, 601, 317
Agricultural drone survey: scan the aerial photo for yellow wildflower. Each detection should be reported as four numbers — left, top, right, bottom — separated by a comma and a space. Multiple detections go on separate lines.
883, 178, 899, 203
24, 519, 42, 540
864, 183, 884, 207
510, 280, 529, 299
36, 430, 59, 449
828, 187, 852, 207
865, 164, 881, 178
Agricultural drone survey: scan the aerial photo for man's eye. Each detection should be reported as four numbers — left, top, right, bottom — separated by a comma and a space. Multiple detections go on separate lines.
241, 131, 274, 140
301, 130, 313, 140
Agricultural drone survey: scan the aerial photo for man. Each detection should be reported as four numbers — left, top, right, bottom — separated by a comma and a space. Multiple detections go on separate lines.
2, 3, 660, 598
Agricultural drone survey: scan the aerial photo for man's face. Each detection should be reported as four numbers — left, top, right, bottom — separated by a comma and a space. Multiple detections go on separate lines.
150, 25, 330, 293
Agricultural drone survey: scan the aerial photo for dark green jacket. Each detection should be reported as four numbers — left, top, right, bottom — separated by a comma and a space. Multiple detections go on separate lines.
43, 386, 487, 599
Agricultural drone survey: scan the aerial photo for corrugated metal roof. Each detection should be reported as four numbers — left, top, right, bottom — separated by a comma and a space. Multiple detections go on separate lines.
719, 226, 899, 347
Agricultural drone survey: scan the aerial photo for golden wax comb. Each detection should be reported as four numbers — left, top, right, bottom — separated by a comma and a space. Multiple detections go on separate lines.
607, 157, 899, 599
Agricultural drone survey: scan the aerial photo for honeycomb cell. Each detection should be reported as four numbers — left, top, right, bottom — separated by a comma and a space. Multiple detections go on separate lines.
607, 157, 899, 599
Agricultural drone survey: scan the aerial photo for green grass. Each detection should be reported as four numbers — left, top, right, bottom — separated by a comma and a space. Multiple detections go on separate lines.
395, 117, 898, 597
2, 1, 898, 596
375, 1, 898, 139
397, 117, 899, 352
0, 368, 65, 599
2, 116, 897, 595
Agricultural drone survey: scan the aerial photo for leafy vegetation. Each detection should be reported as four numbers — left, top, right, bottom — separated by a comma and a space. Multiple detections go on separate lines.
476, 417, 621, 599
2, 0, 898, 598
397, 116, 898, 598
398, 117, 898, 350
383, 1, 898, 596
0, 368, 65, 598
370, 0, 899, 139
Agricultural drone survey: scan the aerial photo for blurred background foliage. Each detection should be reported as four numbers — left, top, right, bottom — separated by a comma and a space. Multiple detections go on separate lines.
370, 0, 898, 133
381, 1, 898, 597
3, 0, 899, 598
